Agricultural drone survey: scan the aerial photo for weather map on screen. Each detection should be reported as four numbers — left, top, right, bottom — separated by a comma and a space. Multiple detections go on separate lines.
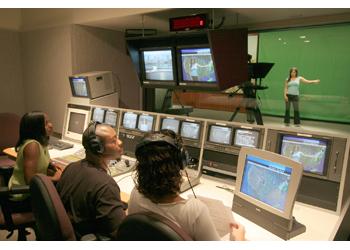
280, 135, 327, 175
241, 155, 292, 212
180, 48, 216, 82
142, 50, 174, 81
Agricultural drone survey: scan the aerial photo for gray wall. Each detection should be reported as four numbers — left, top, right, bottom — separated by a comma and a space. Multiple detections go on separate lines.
0, 29, 25, 115
21, 26, 73, 133
71, 25, 141, 110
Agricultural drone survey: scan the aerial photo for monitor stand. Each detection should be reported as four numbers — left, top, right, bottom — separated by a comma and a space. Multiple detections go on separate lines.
161, 89, 193, 116
232, 195, 306, 240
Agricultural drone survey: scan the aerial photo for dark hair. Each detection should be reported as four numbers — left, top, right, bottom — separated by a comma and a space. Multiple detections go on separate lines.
135, 130, 183, 202
288, 67, 298, 82
15, 111, 49, 151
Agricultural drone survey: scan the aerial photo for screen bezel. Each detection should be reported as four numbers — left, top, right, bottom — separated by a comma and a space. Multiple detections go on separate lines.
235, 147, 303, 220
180, 120, 201, 141
207, 124, 233, 145
139, 47, 177, 88
69, 76, 91, 98
278, 134, 330, 177
233, 128, 260, 148
176, 45, 218, 90
63, 107, 90, 142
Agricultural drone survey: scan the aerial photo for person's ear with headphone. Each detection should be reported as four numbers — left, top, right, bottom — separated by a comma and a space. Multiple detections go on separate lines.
82, 121, 123, 171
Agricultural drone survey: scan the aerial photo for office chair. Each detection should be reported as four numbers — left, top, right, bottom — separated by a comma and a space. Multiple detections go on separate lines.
0, 168, 35, 240
0, 113, 20, 170
116, 212, 192, 241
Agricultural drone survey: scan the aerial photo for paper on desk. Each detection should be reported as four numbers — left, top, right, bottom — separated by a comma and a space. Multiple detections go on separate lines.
188, 195, 235, 238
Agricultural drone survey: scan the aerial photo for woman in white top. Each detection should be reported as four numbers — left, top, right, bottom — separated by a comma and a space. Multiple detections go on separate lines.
283, 67, 320, 126
128, 129, 245, 241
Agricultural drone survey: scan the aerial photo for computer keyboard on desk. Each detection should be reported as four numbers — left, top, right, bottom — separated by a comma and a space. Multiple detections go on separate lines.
52, 149, 85, 167
108, 156, 136, 177
49, 137, 74, 150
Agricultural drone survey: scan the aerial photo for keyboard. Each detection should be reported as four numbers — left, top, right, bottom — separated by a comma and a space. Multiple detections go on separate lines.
49, 137, 74, 150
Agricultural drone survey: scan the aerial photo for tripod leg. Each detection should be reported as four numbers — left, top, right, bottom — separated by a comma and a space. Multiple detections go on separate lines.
254, 107, 263, 125
229, 107, 240, 121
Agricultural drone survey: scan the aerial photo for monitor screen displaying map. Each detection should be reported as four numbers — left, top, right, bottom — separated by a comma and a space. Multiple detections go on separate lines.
235, 147, 303, 219
161, 118, 180, 134
208, 125, 232, 145
180, 121, 200, 140
122, 112, 138, 129
234, 129, 259, 148
137, 114, 154, 132
280, 135, 328, 176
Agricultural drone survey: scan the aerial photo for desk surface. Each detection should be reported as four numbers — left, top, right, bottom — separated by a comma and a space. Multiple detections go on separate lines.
4, 144, 341, 240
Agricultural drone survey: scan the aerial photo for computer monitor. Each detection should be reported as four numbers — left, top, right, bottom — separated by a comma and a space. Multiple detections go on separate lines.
279, 135, 328, 176
122, 112, 138, 130
208, 125, 232, 145
235, 147, 303, 220
137, 114, 154, 132
91, 107, 105, 123
69, 77, 89, 97
180, 121, 200, 140
63, 105, 91, 142
177, 46, 217, 89
234, 129, 259, 148
104, 110, 118, 127
140, 47, 176, 87
161, 117, 180, 134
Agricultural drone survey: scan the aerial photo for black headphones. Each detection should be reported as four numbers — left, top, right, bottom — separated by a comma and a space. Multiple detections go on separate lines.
135, 131, 190, 170
83, 121, 104, 155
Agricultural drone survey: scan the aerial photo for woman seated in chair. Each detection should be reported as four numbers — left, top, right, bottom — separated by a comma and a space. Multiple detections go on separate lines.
128, 129, 246, 241
8, 111, 62, 212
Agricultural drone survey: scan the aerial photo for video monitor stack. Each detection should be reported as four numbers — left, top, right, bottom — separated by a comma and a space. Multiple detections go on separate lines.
118, 110, 157, 157
265, 129, 348, 211
202, 122, 264, 178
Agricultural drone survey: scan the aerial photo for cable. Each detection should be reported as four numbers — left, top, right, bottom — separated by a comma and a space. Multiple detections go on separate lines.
184, 169, 197, 199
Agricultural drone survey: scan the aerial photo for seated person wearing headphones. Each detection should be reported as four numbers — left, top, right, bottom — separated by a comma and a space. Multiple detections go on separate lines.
128, 129, 246, 241
56, 122, 127, 240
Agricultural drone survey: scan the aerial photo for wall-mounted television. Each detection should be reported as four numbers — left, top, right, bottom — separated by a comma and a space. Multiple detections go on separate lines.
140, 47, 177, 88
177, 46, 218, 90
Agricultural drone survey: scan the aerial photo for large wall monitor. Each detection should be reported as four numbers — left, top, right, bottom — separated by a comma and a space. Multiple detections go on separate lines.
62, 104, 91, 143
232, 147, 305, 240
118, 110, 157, 157
265, 129, 347, 211
202, 122, 264, 178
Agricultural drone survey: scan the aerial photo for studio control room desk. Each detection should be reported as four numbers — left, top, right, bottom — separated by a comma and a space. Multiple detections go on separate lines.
114, 172, 341, 241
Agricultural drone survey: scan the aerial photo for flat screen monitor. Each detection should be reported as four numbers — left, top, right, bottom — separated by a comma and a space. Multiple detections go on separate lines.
161, 118, 180, 134
235, 147, 303, 219
178, 47, 216, 84
70, 77, 89, 97
140, 48, 176, 87
208, 125, 232, 145
137, 114, 154, 132
91, 108, 105, 123
104, 110, 118, 127
234, 129, 259, 148
63, 106, 90, 142
280, 135, 328, 176
122, 112, 138, 130
180, 121, 200, 140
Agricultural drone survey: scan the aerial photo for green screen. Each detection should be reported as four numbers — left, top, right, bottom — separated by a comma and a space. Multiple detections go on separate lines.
258, 24, 350, 123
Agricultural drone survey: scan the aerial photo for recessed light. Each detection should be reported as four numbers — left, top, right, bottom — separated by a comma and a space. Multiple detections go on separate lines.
304, 40, 311, 43
299, 36, 306, 39
283, 42, 287, 45
278, 38, 282, 41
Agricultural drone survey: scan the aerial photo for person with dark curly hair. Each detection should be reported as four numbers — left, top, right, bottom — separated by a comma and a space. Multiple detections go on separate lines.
128, 129, 245, 241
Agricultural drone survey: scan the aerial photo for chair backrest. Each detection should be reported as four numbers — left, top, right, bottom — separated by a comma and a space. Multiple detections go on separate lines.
29, 174, 76, 240
116, 212, 192, 241
0, 113, 20, 154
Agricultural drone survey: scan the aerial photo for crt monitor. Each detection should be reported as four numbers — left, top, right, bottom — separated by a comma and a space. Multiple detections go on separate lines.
63, 105, 90, 142
180, 121, 200, 140
235, 147, 303, 220
137, 114, 154, 132
178, 47, 216, 84
70, 77, 89, 98
140, 48, 176, 86
161, 117, 180, 134
104, 110, 118, 127
122, 112, 138, 130
208, 125, 232, 145
234, 129, 259, 148
279, 135, 328, 176
91, 107, 105, 123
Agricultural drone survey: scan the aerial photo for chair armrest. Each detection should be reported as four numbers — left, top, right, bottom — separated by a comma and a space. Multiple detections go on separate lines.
0, 185, 30, 196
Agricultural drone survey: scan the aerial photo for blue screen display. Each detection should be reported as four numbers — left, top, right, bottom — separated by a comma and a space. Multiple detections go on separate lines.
241, 155, 292, 212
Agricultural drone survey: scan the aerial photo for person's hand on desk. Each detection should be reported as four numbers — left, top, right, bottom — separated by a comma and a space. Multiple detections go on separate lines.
229, 221, 246, 241
47, 161, 64, 181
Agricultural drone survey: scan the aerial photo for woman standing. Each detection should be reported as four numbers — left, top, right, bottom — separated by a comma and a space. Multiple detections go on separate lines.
284, 67, 320, 126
